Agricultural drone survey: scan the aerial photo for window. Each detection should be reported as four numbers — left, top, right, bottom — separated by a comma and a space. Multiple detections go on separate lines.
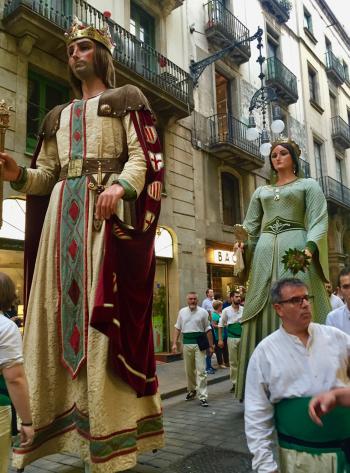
347, 108, 350, 126
344, 61, 350, 82
221, 173, 241, 226
336, 158, 344, 184
267, 26, 280, 59
313, 141, 324, 179
26, 70, 69, 153
325, 37, 332, 52
329, 92, 338, 117
303, 8, 313, 33
308, 65, 319, 103
130, 2, 155, 47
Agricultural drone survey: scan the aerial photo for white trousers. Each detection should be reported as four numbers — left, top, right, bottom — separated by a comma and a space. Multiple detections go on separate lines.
227, 337, 240, 385
182, 344, 207, 401
0, 406, 11, 473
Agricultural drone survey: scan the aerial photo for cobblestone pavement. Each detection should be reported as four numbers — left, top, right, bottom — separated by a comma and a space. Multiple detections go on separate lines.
9, 379, 251, 473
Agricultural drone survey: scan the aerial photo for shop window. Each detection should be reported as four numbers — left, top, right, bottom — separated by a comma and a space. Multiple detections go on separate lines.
26, 70, 69, 153
221, 172, 241, 226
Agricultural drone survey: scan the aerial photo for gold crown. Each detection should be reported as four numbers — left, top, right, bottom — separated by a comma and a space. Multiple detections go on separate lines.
65, 17, 115, 54
271, 137, 301, 157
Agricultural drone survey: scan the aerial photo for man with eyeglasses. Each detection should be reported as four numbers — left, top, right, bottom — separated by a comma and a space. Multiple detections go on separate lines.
326, 267, 350, 334
245, 278, 350, 473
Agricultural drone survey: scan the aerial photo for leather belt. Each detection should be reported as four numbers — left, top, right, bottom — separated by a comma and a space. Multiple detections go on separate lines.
58, 158, 124, 181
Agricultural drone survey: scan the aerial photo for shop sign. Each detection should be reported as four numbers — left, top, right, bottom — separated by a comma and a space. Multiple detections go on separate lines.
213, 249, 236, 266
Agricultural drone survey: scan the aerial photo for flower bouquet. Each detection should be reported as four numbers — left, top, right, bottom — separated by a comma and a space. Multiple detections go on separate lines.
281, 248, 311, 276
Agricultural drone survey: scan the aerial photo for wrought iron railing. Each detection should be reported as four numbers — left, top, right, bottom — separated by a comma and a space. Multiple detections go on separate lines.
325, 50, 346, 83
208, 113, 262, 160
331, 116, 350, 144
318, 176, 350, 208
204, 0, 250, 51
3, 0, 192, 105
279, 0, 292, 14
299, 158, 310, 178
266, 56, 298, 99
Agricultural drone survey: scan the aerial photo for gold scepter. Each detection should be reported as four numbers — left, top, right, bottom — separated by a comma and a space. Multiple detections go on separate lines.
0, 100, 13, 229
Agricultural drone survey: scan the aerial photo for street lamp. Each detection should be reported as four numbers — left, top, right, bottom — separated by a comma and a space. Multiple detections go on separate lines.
245, 33, 285, 156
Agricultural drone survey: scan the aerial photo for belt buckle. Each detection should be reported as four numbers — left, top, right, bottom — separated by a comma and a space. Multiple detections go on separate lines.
67, 160, 83, 179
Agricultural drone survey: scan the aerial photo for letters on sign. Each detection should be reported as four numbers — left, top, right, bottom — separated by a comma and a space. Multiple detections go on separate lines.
213, 250, 237, 266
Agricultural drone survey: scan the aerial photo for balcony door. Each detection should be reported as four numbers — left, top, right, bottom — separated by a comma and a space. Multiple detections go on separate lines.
130, 2, 156, 76
215, 72, 232, 141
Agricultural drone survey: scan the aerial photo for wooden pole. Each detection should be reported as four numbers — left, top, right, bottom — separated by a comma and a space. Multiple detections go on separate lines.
0, 100, 12, 229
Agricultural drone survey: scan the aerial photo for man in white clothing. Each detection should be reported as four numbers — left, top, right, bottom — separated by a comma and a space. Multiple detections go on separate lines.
326, 267, 350, 334
172, 292, 214, 407
245, 278, 350, 473
325, 282, 344, 310
218, 290, 243, 392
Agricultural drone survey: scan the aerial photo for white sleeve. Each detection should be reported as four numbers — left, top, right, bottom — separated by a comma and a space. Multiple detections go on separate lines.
0, 320, 23, 369
218, 310, 227, 327
325, 311, 336, 327
174, 312, 182, 331
244, 350, 278, 473
203, 312, 211, 332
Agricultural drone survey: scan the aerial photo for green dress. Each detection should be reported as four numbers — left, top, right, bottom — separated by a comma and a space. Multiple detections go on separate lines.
236, 178, 331, 399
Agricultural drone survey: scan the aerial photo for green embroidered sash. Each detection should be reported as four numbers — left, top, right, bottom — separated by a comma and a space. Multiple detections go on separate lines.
275, 397, 350, 472
262, 216, 305, 235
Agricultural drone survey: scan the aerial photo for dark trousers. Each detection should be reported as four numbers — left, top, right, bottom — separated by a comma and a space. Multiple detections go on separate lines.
215, 338, 229, 365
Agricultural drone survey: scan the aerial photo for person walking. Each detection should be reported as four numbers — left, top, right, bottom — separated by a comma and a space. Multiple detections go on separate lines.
218, 290, 243, 393
172, 292, 214, 407
211, 300, 228, 369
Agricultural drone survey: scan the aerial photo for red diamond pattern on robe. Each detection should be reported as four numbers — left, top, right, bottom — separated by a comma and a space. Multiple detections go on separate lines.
70, 324, 81, 355
68, 239, 78, 260
68, 279, 80, 306
69, 200, 79, 222
75, 107, 82, 118
74, 130, 81, 142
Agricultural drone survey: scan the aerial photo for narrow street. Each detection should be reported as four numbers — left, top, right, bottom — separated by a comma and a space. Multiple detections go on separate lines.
9, 379, 252, 473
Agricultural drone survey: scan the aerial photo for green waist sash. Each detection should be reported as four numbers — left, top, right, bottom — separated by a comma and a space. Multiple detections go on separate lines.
0, 375, 10, 406
183, 332, 205, 344
227, 323, 241, 338
262, 217, 305, 235
275, 397, 350, 472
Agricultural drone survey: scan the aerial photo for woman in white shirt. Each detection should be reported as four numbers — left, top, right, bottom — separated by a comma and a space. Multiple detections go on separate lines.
0, 272, 33, 473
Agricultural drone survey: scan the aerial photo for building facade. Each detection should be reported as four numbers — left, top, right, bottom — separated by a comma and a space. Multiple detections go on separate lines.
0, 0, 349, 352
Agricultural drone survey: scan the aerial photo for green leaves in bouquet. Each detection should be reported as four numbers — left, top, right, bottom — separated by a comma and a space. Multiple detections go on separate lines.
281, 248, 311, 276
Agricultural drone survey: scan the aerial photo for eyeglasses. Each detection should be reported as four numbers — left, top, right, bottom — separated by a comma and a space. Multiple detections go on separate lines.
277, 295, 314, 306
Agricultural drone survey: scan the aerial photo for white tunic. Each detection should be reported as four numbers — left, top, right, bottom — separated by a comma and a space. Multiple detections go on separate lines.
244, 323, 350, 473
175, 307, 211, 333
326, 304, 350, 335
330, 293, 344, 310
0, 313, 23, 370
218, 305, 243, 326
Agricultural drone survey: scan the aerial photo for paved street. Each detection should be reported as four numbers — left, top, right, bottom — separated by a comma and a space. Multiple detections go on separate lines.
8, 378, 252, 473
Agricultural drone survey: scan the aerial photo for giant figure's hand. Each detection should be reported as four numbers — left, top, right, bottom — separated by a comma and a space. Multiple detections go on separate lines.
95, 183, 125, 220
0, 152, 21, 181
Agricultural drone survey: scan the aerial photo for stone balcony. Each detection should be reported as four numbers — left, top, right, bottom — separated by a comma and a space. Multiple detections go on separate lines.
204, 0, 250, 66
208, 113, 264, 170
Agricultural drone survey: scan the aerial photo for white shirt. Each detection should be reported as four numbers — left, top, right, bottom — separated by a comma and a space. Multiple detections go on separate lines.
245, 323, 350, 473
175, 306, 210, 333
0, 313, 23, 371
326, 304, 350, 335
330, 293, 344, 310
218, 305, 243, 327
202, 298, 214, 314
